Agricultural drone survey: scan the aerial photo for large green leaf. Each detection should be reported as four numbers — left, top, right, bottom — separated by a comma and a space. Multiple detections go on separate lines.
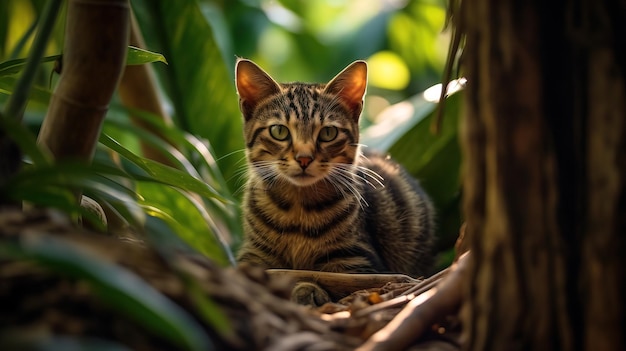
101, 113, 243, 245
0, 234, 214, 351
132, 0, 244, 189
100, 134, 228, 203
104, 107, 234, 198
2, 159, 146, 229
361, 84, 463, 209
137, 183, 235, 266
361, 93, 437, 152
387, 92, 462, 209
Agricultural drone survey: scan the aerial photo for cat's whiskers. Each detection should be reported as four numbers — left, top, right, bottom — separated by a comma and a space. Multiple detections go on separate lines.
354, 165, 385, 186
332, 165, 370, 188
216, 148, 247, 163
327, 167, 368, 208
230, 156, 256, 196
252, 161, 277, 179
232, 170, 250, 197
329, 162, 384, 189
324, 173, 351, 201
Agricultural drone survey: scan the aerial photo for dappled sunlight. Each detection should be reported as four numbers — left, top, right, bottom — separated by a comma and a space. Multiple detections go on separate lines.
368, 100, 415, 132
367, 51, 411, 90
360, 98, 419, 151
4, 1, 37, 57
261, 1, 301, 31
423, 77, 467, 102
368, 288, 437, 343
249, 0, 448, 87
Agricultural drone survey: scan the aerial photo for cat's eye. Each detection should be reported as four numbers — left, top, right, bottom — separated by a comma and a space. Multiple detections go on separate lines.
269, 125, 290, 141
318, 126, 338, 142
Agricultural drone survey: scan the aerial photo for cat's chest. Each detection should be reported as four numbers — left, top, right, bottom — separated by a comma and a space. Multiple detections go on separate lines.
280, 236, 323, 270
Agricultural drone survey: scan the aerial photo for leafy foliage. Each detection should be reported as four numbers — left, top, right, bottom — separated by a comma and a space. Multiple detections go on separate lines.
0, 0, 461, 345
1, 234, 216, 351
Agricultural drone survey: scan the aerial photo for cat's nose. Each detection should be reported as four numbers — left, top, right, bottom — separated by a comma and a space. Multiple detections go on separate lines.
296, 155, 313, 169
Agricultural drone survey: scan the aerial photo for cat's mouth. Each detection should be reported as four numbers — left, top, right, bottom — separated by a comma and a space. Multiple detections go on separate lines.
293, 172, 315, 180
288, 172, 319, 186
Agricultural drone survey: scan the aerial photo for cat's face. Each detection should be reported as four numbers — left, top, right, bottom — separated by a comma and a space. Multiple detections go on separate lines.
236, 60, 367, 187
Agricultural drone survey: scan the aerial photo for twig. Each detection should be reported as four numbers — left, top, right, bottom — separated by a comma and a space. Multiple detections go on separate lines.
356, 252, 469, 351
399, 267, 449, 297
266, 269, 418, 300
351, 267, 449, 319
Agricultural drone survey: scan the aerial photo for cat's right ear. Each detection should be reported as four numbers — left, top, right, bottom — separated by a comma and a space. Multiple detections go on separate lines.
235, 59, 281, 121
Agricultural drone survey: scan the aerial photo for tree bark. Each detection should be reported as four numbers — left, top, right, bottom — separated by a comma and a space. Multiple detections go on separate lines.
461, 0, 626, 350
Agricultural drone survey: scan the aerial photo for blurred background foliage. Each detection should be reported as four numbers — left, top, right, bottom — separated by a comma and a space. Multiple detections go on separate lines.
0, 0, 460, 270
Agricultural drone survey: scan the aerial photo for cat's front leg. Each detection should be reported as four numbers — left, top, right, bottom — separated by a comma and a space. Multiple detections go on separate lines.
291, 281, 330, 306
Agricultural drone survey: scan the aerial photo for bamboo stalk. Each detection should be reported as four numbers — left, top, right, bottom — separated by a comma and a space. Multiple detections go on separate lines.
118, 12, 175, 166
37, 0, 130, 161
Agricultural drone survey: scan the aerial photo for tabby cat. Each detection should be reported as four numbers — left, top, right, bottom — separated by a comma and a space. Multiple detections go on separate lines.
235, 59, 435, 306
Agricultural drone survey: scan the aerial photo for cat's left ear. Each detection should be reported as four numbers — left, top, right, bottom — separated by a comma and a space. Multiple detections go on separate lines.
235, 58, 281, 121
324, 61, 367, 122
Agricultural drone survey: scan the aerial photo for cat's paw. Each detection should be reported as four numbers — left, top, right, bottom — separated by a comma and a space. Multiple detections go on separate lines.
291, 281, 330, 307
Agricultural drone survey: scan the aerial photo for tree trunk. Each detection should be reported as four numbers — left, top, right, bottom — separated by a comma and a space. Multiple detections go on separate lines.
461, 0, 626, 350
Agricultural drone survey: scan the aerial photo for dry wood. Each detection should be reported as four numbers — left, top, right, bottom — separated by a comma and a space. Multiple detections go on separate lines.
0, 209, 361, 350
1, 208, 464, 350
357, 253, 468, 351
266, 269, 420, 300
351, 267, 449, 319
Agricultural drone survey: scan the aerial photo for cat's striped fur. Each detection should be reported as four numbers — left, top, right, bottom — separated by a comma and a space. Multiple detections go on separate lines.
235, 59, 435, 304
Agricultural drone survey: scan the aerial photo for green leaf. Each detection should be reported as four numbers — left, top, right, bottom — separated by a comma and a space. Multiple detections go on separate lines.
0, 46, 165, 78
103, 109, 233, 197
137, 183, 234, 266
0, 75, 53, 105
132, 0, 244, 188
362, 82, 464, 259
383, 91, 463, 253
0, 55, 60, 77
0, 235, 214, 351
387, 92, 462, 208
361, 93, 437, 152
126, 46, 168, 65
361, 83, 464, 207
102, 108, 243, 246
100, 134, 228, 203
2, 160, 143, 230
